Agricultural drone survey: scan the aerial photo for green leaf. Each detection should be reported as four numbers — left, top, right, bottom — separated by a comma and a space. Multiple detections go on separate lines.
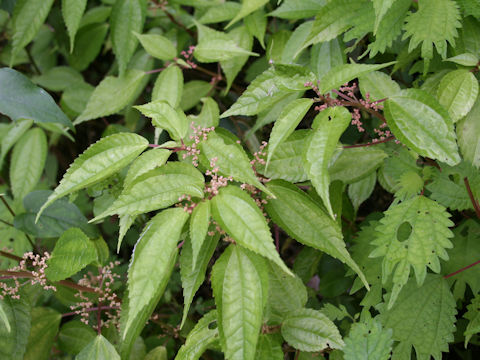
281, 308, 344, 352
145, 346, 167, 360
58, 321, 96, 355
378, 275, 456, 360
194, 39, 256, 63
244, 10, 266, 48
198, 2, 241, 24
281, 21, 313, 63
75, 69, 147, 124
0, 119, 32, 168
384, 89, 461, 165
134, 32, 177, 61
62, 0, 87, 51
0, 297, 30, 360
9, 127, 47, 200
464, 293, 480, 346
134, 100, 188, 140
318, 62, 396, 94
310, 38, 345, 80
76, 335, 120, 360
11, 0, 54, 61
0, 68, 73, 128
370, 196, 454, 308
303, 107, 351, 218
111, 0, 146, 75
24, 308, 61, 360
189, 200, 211, 268
343, 317, 393, 360
348, 172, 376, 213
457, 97, 480, 168
211, 185, 292, 275
31, 66, 84, 92
124, 148, 171, 190
175, 310, 219, 360
79, 6, 112, 28
45, 228, 97, 282
437, 69, 479, 122
227, 0, 268, 28
264, 180, 369, 289
37, 133, 148, 220
180, 80, 213, 111
67, 23, 109, 71
269, 0, 325, 20
266, 98, 313, 170
122, 208, 189, 350
372, 0, 396, 33
152, 65, 184, 107
255, 334, 284, 359
92, 162, 204, 221
0, 301, 10, 333
359, 71, 400, 101
444, 53, 479, 67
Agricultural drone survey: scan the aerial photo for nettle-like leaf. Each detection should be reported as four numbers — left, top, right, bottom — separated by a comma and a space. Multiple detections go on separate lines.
464, 293, 480, 346
281, 308, 344, 352
152, 65, 184, 107
135, 100, 188, 140
457, 97, 480, 168
264, 180, 369, 289
24, 307, 61, 360
134, 32, 177, 61
384, 89, 461, 166
402, 0, 461, 70
62, 0, 87, 51
76, 335, 120, 360
370, 196, 454, 308
378, 275, 456, 360
303, 107, 350, 218
37, 133, 148, 220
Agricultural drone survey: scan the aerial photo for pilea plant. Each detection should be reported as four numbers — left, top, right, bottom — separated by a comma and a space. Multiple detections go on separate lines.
0, 0, 479, 359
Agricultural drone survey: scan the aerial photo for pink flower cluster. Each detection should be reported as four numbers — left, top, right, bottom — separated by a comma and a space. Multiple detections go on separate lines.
205, 157, 233, 197
178, 45, 197, 69
183, 122, 215, 167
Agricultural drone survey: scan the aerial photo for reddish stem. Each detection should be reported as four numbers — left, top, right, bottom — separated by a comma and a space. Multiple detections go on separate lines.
61, 305, 120, 318
464, 177, 480, 219
343, 136, 394, 148
444, 260, 480, 279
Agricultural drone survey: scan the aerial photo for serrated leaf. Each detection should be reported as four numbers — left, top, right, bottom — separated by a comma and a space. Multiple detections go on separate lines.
269, 0, 325, 20
457, 97, 480, 168
37, 133, 148, 220
124, 148, 171, 190
0, 68, 73, 128
76, 335, 120, 360
348, 172, 376, 213
92, 162, 204, 221
9, 127, 47, 200
0, 297, 30, 360
0, 119, 32, 168
384, 89, 461, 165
111, 0, 146, 75
303, 107, 351, 218
75, 69, 147, 124
221, 26, 253, 92
227, 0, 268, 28
45, 228, 97, 282
281, 308, 344, 352
343, 317, 393, 360
264, 180, 369, 289
464, 293, 480, 346
378, 275, 456, 360
152, 65, 183, 107
135, 100, 188, 140
58, 321, 96, 355
211, 185, 292, 275
359, 71, 400, 101
189, 200, 211, 268
372, 0, 396, 33
24, 307, 61, 360
134, 32, 177, 61
437, 69, 479, 122
370, 196, 454, 308
62, 0, 87, 51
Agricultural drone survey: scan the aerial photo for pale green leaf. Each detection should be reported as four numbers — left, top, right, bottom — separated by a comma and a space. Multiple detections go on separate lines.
464, 293, 480, 346
31, 66, 84, 92
62, 0, 87, 51
0, 297, 30, 360
0, 302, 10, 333
134, 32, 177, 61
384, 89, 461, 165
211, 185, 292, 275
244, 10, 266, 48
75, 69, 147, 124
145, 346, 167, 360
372, 0, 396, 33
189, 200, 211, 269
152, 65, 184, 107
186, 98, 220, 135
269, 0, 325, 20
359, 71, 401, 101
227, 0, 268, 28
117, 215, 136, 253
124, 148, 171, 190
0, 119, 32, 168
310, 38, 345, 80
76, 335, 120, 360
24, 308, 61, 360
79, 6, 112, 28
45, 228, 97, 282
58, 321, 96, 355
198, 2, 241, 24
195, 39, 257, 63
457, 97, 480, 168
135, 100, 188, 140
281, 21, 313, 63
437, 69, 479, 122
255, 334, 284, 359
37, 133, 148, 220
444, 53, 479, 67
281, 308, 344, 352
348, 172, 376, 213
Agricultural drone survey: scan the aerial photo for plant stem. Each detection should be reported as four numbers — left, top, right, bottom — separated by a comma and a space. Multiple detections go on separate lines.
343, 136, 394, 148
0, 250, 22, 262
0, 218, 13, 227
61, 305, 120, 318
464, 177, 480, 219
444, 260, 480, 279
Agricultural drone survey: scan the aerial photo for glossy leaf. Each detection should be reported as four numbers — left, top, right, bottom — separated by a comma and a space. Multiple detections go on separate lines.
62, 0, 87, 51
124, 148, 171, 190
76, 335, 120, 360
152, 65, 184, 107
359, 71, 400, 101
24, 308, 61, 360
0, 298, 30, 360
134, 32, 177, 61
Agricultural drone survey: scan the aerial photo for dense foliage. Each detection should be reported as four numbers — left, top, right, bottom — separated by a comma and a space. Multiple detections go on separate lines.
0, 0, 480, 358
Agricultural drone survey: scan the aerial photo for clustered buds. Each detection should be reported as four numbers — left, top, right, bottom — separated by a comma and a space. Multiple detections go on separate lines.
183, 122, 214, 167
178, 45, 197, 69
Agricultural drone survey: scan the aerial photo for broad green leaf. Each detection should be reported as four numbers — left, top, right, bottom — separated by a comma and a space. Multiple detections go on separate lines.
92, 162, 204, 221
348, 172, 376, 213
15, 190, 97, 238
227, 0, 268, 28
200, 132, 273, 196
24, 308, 61, 360
264, 180, 368, 289
9, 128, 47, 200
67, 23, 109, 71
11, 0, 54, 61
145, 346, 167, 360
152, 65, 184, 107
134, 32, 177, 61
79, 6, 112, 28
303, 107, 350, 218
444, 53, 479, 66
0, 119, 32, 168
244, 10, 266, 48
255, 334, 284, 359
221, 26, 253, 92
37, 133, 148, 219
186, 98, 220, 136
189, 200, 211, 268
75, 69, 147, 124
267, 98, 312, 170
0, 302, 9, 332
310, 38, 345, 80
372, 0, 396, 33
0, 298, 30, 360
281, 308, 344, 352
281, 21, 314, 63
175, 310, 219, 360
198, 2, 240, 24
370, 196, 454, 308
0, 68, 73, 128
269, 0, 325, 20
384, 89, 461, 165
31, 66, 83, 92
318, 62, 395, 94
464, 293, 480, 346
76, 335, 120, 360
180, 80, 213, 111
122, 208, 189, 344
457, 97, 480, 168
58, 321, 96, 355
343, 317, 393, 360
180, 230, 219, 328
124, 148, 171, 189
62, 0, 87, 51
211, 185, 292, 275
111, 0, 146, 75
45, 228, 97, 282
359, 71, 400, 101
61, 82, 95, 118
437, 69, 479, 122
378, 275, 456, 360
195, 39, 257, 63
135, 100, 188, 140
